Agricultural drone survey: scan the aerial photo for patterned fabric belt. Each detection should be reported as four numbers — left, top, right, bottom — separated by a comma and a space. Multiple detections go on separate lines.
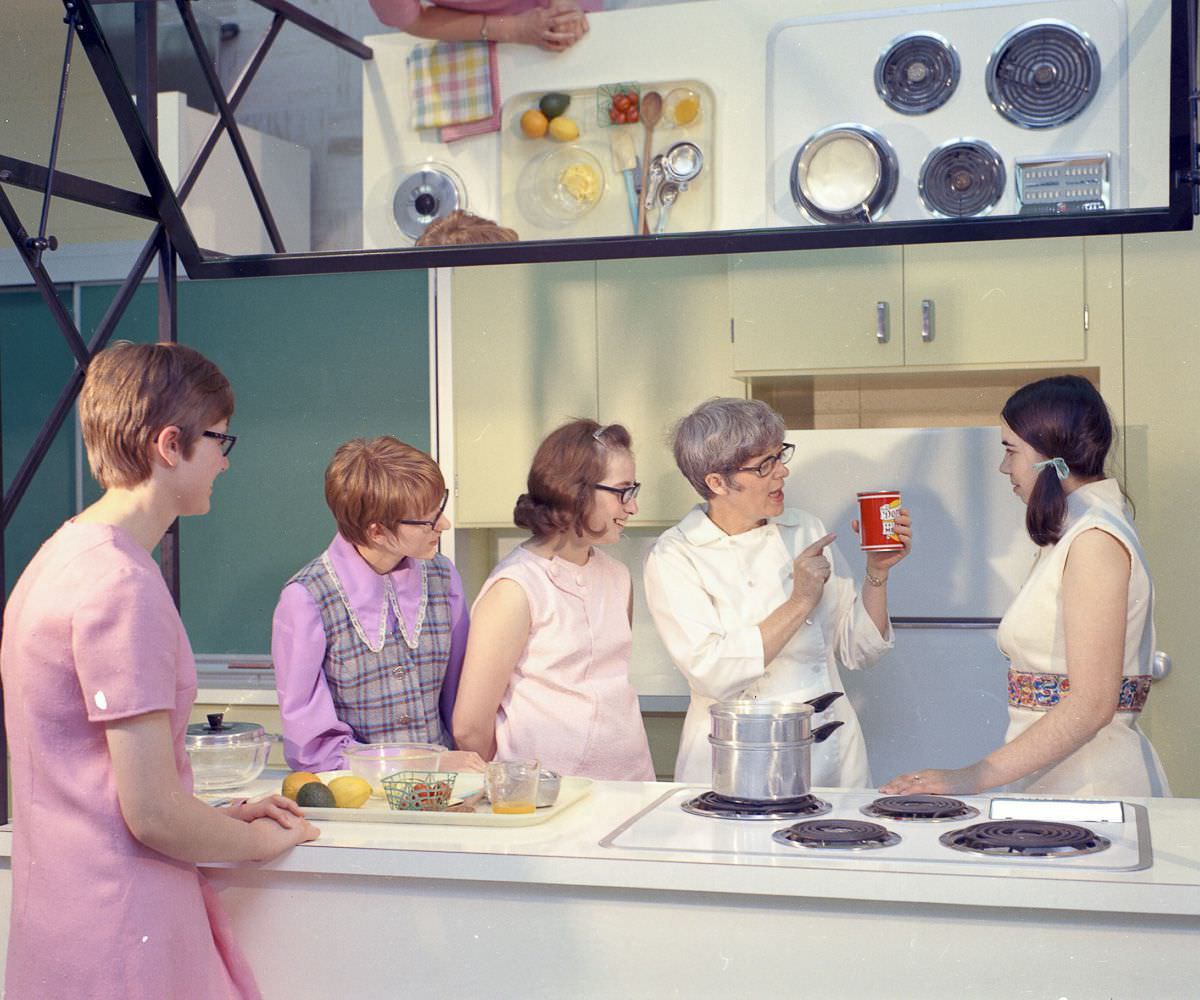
1008, 669, 1152, 712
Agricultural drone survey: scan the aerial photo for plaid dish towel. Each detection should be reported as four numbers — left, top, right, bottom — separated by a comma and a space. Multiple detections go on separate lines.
408, 40, 496, 130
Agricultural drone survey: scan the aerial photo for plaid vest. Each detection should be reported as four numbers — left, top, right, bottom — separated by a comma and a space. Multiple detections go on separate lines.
289, 552, 454, 747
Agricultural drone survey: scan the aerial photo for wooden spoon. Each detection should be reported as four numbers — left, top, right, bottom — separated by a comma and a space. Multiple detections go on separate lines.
636, 91, 663, 235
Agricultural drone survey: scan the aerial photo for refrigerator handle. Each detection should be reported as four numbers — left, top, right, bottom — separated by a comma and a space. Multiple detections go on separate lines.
875, 301, 889, 343
921, 299, 934, 342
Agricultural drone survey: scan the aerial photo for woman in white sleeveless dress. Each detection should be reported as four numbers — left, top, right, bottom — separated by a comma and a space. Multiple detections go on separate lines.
884, 375, 1170, 798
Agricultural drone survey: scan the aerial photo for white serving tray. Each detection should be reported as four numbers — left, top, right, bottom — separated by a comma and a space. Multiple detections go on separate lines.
498, 78, 715, 239
286, 773, 594, 828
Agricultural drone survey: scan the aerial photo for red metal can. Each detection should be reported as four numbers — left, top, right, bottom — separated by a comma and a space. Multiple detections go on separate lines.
857, 490, 903, 551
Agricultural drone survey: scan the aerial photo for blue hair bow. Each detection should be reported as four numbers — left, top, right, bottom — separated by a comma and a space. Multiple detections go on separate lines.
1032, 457, 1070, 480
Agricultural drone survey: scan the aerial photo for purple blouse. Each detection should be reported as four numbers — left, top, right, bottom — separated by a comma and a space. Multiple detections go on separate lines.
271, 533, 468, 772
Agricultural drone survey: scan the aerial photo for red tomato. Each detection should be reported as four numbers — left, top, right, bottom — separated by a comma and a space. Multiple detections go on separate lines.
627, 108, 639, 123
613, 94, 628, 112
609, 107, 622, 123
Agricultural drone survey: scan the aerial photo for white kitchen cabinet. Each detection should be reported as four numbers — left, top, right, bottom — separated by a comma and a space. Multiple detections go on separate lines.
730, 247, 905, 371
596, 256, 743, 524
731, 238, 1088, 373
451, 262, 597, 526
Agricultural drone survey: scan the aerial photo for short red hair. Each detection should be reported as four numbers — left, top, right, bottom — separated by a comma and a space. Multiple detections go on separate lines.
324, 437, 444, 546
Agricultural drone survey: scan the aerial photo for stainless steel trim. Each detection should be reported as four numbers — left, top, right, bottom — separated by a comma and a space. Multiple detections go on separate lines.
890, 617, 1000, 629
790, 123, 898, 225
876, 301, 889, 342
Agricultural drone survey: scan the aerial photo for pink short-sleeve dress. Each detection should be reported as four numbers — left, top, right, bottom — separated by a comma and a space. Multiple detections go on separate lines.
475, 544, 654, 780
1, 522, 260, 1000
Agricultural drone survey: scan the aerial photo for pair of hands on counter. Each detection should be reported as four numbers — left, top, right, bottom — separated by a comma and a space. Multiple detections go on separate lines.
513, 1, 590, 52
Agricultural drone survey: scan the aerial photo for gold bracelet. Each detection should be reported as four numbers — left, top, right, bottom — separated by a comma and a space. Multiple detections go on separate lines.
864, 571, 888, 587
480, 14, 489, 39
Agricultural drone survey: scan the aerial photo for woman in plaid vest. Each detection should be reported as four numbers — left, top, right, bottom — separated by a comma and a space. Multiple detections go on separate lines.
272, 437, 481, 773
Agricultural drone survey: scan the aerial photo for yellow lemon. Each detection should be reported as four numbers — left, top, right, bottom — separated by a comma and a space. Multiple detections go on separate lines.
328, 775, 372, 809
520, 108, 549, 139
282, 771, 322, 801
548, 116, 580, 142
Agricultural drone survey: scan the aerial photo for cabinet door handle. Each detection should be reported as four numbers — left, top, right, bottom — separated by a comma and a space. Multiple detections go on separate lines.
875, 302, 889, 343
921, 299, 934, 342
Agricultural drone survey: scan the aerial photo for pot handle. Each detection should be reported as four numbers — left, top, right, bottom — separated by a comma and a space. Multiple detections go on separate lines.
805, 691, 844, 714
811, 721, 844, 744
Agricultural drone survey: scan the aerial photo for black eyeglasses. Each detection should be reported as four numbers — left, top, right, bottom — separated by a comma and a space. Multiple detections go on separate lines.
593, 482, 641, 505
395, 489, 450, 529
201, 430, 237, 457
733, 443, 795, 478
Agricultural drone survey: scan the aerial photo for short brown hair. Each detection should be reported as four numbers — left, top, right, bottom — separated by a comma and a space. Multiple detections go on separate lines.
415, 210, 519, 246
79, 341, 234, 489
514, 419, 632, 539
324, 436, 444, 546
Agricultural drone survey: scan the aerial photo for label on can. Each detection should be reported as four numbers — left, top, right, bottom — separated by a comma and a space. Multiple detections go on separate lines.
857, 490, 903, 551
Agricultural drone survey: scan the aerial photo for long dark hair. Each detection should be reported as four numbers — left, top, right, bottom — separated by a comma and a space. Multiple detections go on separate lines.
1001, 375, 1113, 546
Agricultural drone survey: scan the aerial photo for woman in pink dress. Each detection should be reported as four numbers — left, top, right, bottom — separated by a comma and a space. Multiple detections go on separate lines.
370, 0, 598, 51
453, 420, 655, 780
1, 342, 317, 1000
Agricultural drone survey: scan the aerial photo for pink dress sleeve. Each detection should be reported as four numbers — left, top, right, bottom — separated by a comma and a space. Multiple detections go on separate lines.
369, 0, 423, 29
271, 581, 357, 771
73, 563, 178, 721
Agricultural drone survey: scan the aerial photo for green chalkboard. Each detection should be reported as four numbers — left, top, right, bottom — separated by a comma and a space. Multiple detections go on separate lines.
78, 270, 430, 653
1, 288, 78, 595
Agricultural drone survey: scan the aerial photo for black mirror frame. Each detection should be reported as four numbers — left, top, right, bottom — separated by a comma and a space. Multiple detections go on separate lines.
68, 0, 1200, 279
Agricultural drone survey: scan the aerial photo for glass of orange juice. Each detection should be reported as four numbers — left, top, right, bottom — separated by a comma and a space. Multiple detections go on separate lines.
485, 759, 540, 814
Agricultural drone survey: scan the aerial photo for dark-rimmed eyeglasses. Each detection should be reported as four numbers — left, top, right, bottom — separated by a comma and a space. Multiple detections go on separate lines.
395, 489, 450, 530
733, 443, 794, 478
201, 430, 237, 457
593, 482, 641, 505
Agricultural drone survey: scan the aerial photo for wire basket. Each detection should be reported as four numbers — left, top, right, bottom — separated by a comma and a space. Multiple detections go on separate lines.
596, 82, 640, 127
380, 770, 458, 811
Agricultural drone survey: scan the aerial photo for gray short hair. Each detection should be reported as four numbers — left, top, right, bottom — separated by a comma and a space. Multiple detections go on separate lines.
671, 398, 786, 499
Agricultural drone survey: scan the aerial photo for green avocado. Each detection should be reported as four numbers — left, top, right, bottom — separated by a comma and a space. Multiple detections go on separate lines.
295, 781, 337, 808
538, 92, 571, 120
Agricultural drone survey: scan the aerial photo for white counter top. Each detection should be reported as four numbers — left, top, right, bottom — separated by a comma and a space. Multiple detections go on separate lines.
136, 772, 1200, 919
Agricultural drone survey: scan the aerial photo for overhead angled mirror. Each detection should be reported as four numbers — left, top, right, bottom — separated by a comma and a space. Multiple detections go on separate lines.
2, 0, 1195, 277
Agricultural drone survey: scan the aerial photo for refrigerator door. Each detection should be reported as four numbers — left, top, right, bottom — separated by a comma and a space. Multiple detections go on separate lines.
783, 425, 1035, 781
784, 426, 1036, 618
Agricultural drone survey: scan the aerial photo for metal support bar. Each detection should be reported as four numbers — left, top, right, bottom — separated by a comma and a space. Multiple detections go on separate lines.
69, 0, 203, 262
177, 13, 285, 206
0, 155, 157, 219
0, 184, 94, 368
249, 0, 373, 59
0, 228, 161, 530
30, 8, 78, 267
175, 0, 286, 252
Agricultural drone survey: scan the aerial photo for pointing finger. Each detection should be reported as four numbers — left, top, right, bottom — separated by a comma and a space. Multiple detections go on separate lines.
800, 532, 837, 556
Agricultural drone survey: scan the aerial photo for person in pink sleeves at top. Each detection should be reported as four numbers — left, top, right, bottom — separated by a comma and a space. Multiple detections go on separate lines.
271, 437, 482, 773
369, 0, 599, 52
1, 342, 318, 1000
453, 419, 655, 780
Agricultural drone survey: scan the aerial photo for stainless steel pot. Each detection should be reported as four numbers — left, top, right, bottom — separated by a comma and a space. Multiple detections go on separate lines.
709, 723, 842, 801
709, 692, 843, 744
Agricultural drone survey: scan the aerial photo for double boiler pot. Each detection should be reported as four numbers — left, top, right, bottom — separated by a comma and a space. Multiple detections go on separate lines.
708, 694, 844, 801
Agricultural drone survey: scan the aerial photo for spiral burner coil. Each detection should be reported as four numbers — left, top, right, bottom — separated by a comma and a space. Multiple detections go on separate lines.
681, 792, 831, 821
862, 794, 981, 822
986, 19, 1101, 129
773, 818, 901, 851
875, 32, 961, 115
940, 820, 1111, 858
919, 139, 1006, 217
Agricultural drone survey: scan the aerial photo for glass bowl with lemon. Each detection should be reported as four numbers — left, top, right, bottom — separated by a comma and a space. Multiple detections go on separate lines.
532, 145, 606, 223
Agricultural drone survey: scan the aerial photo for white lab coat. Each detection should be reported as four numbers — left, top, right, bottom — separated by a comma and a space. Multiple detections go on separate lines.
644, 505, 893, 787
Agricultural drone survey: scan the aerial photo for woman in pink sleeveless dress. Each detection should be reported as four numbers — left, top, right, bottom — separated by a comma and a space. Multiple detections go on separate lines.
1, 343, 317, 1000
370, 0, 598, 51
453, 419, 654, 780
